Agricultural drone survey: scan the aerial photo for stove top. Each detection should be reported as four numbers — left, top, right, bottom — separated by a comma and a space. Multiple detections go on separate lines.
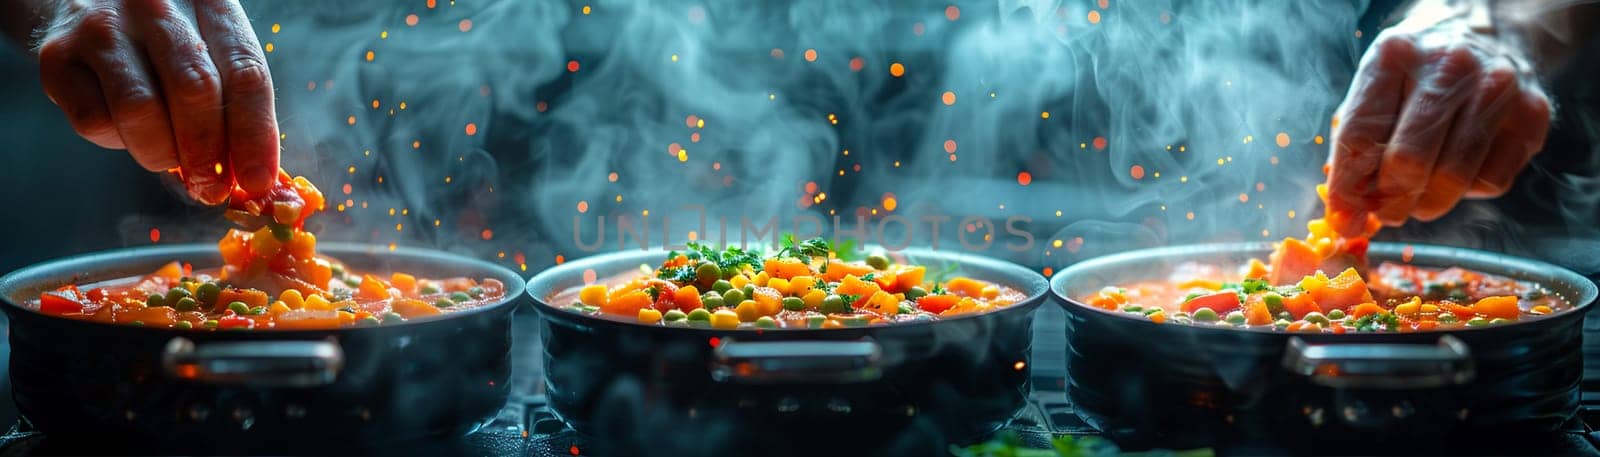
2, 307, 1599, 456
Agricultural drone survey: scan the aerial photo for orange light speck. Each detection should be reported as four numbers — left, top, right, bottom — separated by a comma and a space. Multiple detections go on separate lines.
465, 123, 478, 136
1041, 111, 1050, 119
943, 139, 957, 153
364, 50, 375, 62
555, 254, 565, 264
1402, 245, 1415, 263
1088, 10, 1101, 24
458, 19, 472, 32
882, 193, 898, 211
1099, 0, 1110, 8
849, 57, 864, 72
1129, 165, 1145, 180
577, 201, 589, 213
913, 22, 925, 36
941, 91, 956, 105
1042, 267, 1053, 276
770, 48, 784, 58
608, 172, 619, 182
346, 115, 356, 125
889, 62, 905, 77
1093, 136, 1108, 150
668, 143, 682, 155
566, 60, 580, 72
1013, 360, 1026, 371
1238, 193, 1249, 203
149, 228, 160, 243
426, 0, 436, 8
412, 140, 420, 149
945, 5, 960, 20
1314, 135, 1325, 145
481, 229, 493, 240
1275, 132, 1291, 148
690, 132, 701, 143
804, 49, 818, 62
342, 183, 352, 195
405, 14, 419, 26
1185, 212, 1195, 220
1017, 172, 1033, 186
712, 162, 722, 170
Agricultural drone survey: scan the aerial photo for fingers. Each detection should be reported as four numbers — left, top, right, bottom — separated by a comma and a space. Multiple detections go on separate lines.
1371, 45, 1480, 226
37, 41, 123, 151
127, 0, 230, 204
1412, 68, 1516, 220
195, 0, 279, 195
1326, 36, 1416, 237
1467, 88, 1550, 198
74, 6, 183, 177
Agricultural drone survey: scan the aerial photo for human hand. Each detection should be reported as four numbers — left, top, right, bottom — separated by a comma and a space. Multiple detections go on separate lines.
35, 0, 279, 204
1325, 18, 1551, 237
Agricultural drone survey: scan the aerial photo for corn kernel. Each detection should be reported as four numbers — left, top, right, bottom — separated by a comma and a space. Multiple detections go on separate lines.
1532, 305, 1552, 315
269, 301, 291, 314
752, 271, 770, 287
789, 276, 816, 295
735, 300, 762, 322
579, 284, 609, 307
1394, 298, 1420, 316
279, 289, 305, 309
1420, 304, 1439, 314
711, 309, 741, 329
802, 289, 826, 309
637, 308, 663, 324
767, 278, 791, 295
730, 274, 751, 289
304, 294, 333, 311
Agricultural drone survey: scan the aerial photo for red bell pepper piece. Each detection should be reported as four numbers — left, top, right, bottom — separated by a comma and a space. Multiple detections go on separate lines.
1181, 291, 1241, 314
38, 291, 84, 315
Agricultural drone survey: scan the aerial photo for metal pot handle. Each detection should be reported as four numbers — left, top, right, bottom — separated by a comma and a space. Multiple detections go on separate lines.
712, 338, 882, 384
1282, 335, 1474, 389
162, 337, 344, 387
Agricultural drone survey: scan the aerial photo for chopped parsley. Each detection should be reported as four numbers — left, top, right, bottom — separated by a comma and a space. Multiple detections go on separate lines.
655, 264, 699, 283
838, 294, 861, 308
860, 273, 876, 282
1240, 278, 1271, 294
776, 235, 832, 260
1351, 311, 1401, 332
685, 241, 765, 278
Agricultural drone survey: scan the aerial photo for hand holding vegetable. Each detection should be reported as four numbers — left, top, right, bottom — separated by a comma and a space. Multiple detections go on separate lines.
28, 0, 279, 204
1325, 2, 1551, 237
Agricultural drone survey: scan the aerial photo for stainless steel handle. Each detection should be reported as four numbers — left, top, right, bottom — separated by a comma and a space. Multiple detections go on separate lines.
1283, 335, 1473, 389
712, 338, 882, 384
162, 337, 344, 387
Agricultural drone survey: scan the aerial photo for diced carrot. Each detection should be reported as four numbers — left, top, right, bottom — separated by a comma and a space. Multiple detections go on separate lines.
1472, 296, 1521, 320
918, 295, 961, 313
762, 258, 814, 279
120, 306, 177, 327
1311, 268, 1374, 311
945, 277, 989, 297
819, 260, 874, 281
274, 310, 345, 330
249, 226, 283, 257
357, 274, 391, 301
286, 230, 317, 259
1414, 320, 1438, 332
1245, 258, 1269, 280
1350, 302, 1386, 319
1285, 321, 1308, 332
673, 285, 703, 311
390, 273, 418, 295
1281, 292, 1321, 319
836, 275, 881, 298
1269, 237, 1321, 285
1177, 279, 1223, 290
604, 290, 652, 315
1086, 288, 1126, 310
216, 288, 269, 311
873, 270, 899, 292
867, 290, 899, 315
153, 261, 185, 281
1181, 291, 1240, 314
579, 285, 609, 307
1245, 301, 1274, 325
392, 298, 443, 319
891, 266, 925, 293
753, 286, 783, 315
1148, 311, 1167, 324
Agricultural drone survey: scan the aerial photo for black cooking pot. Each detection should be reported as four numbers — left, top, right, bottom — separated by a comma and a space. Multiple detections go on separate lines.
525, 248, 1048, 456
1050, 242, 1598, 452
0, 243, 525, 454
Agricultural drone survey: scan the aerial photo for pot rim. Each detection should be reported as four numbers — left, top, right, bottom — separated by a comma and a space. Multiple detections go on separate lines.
1049, 241, 1599, 335
0, 242, 526, 335
525, 247, 1049, 335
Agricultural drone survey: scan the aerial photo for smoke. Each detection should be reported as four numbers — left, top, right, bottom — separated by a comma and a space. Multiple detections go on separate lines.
232, 0, 1388, 275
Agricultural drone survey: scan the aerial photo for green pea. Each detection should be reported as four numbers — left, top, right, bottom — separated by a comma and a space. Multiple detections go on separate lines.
146, 294, 166, 308
1123, 305, 1143, 314
195, 282, 222, 306
1261, 293, 1284, 312
820, 295, 848, 314
227, 301, 250, 315
1273, 319, 1292, 330
841, 316, 871, 327
1276, 311, 1292, 320
175, 321, 193, 330
269, 223, 293, 242
1143, 307, 1161, 316
1489, 318, 1511, 325
174, 297, 198, 312
686, 308, 712, 322
1192, 308, 1219, 322
1172, 311, 1191, 320
165, 287, 192, 304
203, 319, 219, 329
1326, 309, 1346, 320
343, 277, 362, 287
450, 291, 473, 303
358, 316, 382, 326
1438, 313, 1459, 323
702, 295, 726, 309
721, 289, 746, 306
1448, 290, 1469, 303
1225, 311, 1247, 325
755, 316, 777, 328
897, 304, 917, 315
696, 263, 721, 285
866, 254, 890, 270
742, 285, 756, 298
330, 264, 347, 278
337, 306, 357, 314
248, 306, 267, 315
712, 280, 733, 294
1303, 312, 1329, 325
782, 297, 806, 311
807, 315, 827, 328
468, 287, 485, 298
382, 312, 405, 324
130, 321, 145, 327
420, 284, 441, 295
1466, 317, 1490, 327
1524, 289, 1546, 300
904, 286, 928, 301
434, 299, 456, 309
663, 309, 688, 322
